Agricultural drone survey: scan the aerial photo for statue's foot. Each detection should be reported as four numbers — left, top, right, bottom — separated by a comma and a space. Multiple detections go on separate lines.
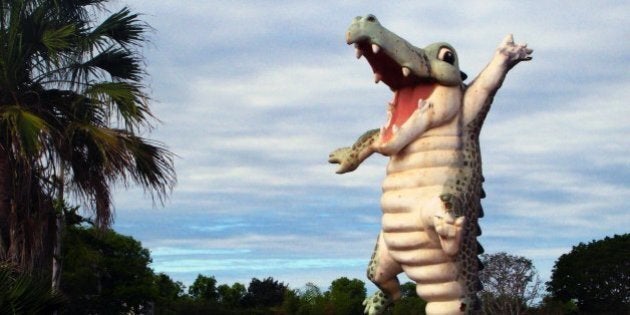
363, 290, 392, 315
433, 214, 465, 256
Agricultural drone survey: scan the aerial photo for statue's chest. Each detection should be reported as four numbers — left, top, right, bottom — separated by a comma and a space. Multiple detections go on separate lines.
384, 135, 464, 177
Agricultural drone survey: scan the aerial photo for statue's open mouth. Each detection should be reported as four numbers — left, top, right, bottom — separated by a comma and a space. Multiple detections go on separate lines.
352, 40, 437, 143
382, 84, 435, 143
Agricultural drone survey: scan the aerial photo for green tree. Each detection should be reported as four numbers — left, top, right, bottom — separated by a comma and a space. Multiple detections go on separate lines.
155, 273, 185, 301
0, 0, 175, 273
218, 282, 246, 308
296, 282, 327, 315
60, 225, 157, 314
390, 282, 426, 315
547, 234, 630, 314
528, 295, 577, 315
328, 277, 367, 315
479, 252, 541, 315
188, 274, 219, 303
243, 277, 288, 308
153, 272, 186, 314
282, 288, 301, 315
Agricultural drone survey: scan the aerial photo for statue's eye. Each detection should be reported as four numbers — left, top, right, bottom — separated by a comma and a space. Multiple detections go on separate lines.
438, 47, 456, 65
366, 15, 377, 22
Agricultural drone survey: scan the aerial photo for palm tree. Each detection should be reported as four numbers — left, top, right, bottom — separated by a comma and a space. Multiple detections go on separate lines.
0, 0, 175, 279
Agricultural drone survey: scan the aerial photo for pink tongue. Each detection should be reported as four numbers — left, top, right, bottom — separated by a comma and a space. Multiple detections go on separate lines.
382, 84, 435, 143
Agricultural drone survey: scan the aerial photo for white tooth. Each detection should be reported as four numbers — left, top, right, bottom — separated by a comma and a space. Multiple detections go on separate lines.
374, 73, 382, 83
355, 48, 363, 59
387, 102, 394, 110
393, 125, 400, 134
402, 67, 411, 77
380, 126, 385, 136
372, 44, 380, 54
385, 111, 392, 126
417, 99, 426, 108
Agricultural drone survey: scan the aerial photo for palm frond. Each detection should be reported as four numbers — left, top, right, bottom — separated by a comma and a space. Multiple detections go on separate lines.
65, 123, 117, 227
0, 262, 66, 314
72, 47, 143, 82
122, 135, 176, 202
0, 106, 49, 157
85, 81, 150, 129
41, 24, 75, 53
90, 7, 149, 49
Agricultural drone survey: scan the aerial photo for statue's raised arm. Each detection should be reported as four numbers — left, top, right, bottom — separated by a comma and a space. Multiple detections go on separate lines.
463, 34, 533, 125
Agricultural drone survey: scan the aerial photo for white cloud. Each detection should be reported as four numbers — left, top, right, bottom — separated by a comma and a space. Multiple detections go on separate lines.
153, 258, 366, 273
515, 247, 571, 260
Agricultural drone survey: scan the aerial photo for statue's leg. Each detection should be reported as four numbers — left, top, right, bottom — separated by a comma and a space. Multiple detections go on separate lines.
406, 195, 467, 315
363, 232, 402, 315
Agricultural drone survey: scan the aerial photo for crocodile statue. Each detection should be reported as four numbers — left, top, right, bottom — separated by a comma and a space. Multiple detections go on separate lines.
328, 15, 532, 315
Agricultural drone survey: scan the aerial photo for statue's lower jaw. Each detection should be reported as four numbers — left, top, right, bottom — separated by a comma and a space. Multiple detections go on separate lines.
381, 84, 436, 143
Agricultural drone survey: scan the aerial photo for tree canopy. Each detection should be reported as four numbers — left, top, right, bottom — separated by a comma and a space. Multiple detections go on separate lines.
328, 277, 367, 315
390, 282, 427, 315
60, 225, 156, 314
479, 252, 541, 315
188, 274, 219, 302
217, 282, 246, 309
242, 277, 288, 308
547, 234, 629, 313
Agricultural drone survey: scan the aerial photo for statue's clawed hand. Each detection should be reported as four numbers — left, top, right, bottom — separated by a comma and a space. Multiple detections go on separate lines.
434, 214, 465, 256
328, 147, 359, 174
497, 34, 533, 67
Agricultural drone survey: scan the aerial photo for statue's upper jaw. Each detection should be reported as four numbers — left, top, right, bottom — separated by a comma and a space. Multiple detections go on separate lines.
347, 15, 464, 151
347, 16, 431, 91
346, 15, 464, 88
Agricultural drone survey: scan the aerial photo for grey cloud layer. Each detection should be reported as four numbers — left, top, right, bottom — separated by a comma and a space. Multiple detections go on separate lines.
111, 2, 629, 287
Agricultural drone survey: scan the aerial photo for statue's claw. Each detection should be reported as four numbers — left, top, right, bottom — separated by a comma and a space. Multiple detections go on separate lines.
363, 290, 392, 315
328, 147, 358, 174
497, 34, 533, 65
433, 214, 465, 256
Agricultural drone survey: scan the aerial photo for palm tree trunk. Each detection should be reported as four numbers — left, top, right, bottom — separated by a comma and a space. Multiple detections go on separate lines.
51, 212, 63, 289
0, 147, 12, 261
51, 166, 65, 290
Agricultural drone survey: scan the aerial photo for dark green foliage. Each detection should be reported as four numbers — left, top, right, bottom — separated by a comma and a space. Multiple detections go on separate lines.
60, 225, 156, 314
282, 289, 301, 315
547, 234, 629, 314
0, 262, 65, 314
328, 277, 367, 315
389, 282, 426, 315
218, 282, 246, 308
153, 272, 186, 314
243, 277, 288, 308
189, 274, 220, 302
528, 296, 578, 315
294, 282, 327, 315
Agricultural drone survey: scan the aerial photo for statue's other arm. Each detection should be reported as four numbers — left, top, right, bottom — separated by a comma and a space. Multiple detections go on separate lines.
463, 34, 533, 125
329, 129, 380, 174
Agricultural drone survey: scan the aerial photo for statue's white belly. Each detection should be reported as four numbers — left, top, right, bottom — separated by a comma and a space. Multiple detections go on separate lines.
380, 135, 463, 283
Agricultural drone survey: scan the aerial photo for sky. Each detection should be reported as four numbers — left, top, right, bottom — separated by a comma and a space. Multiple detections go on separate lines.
105, 1, 629, 292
